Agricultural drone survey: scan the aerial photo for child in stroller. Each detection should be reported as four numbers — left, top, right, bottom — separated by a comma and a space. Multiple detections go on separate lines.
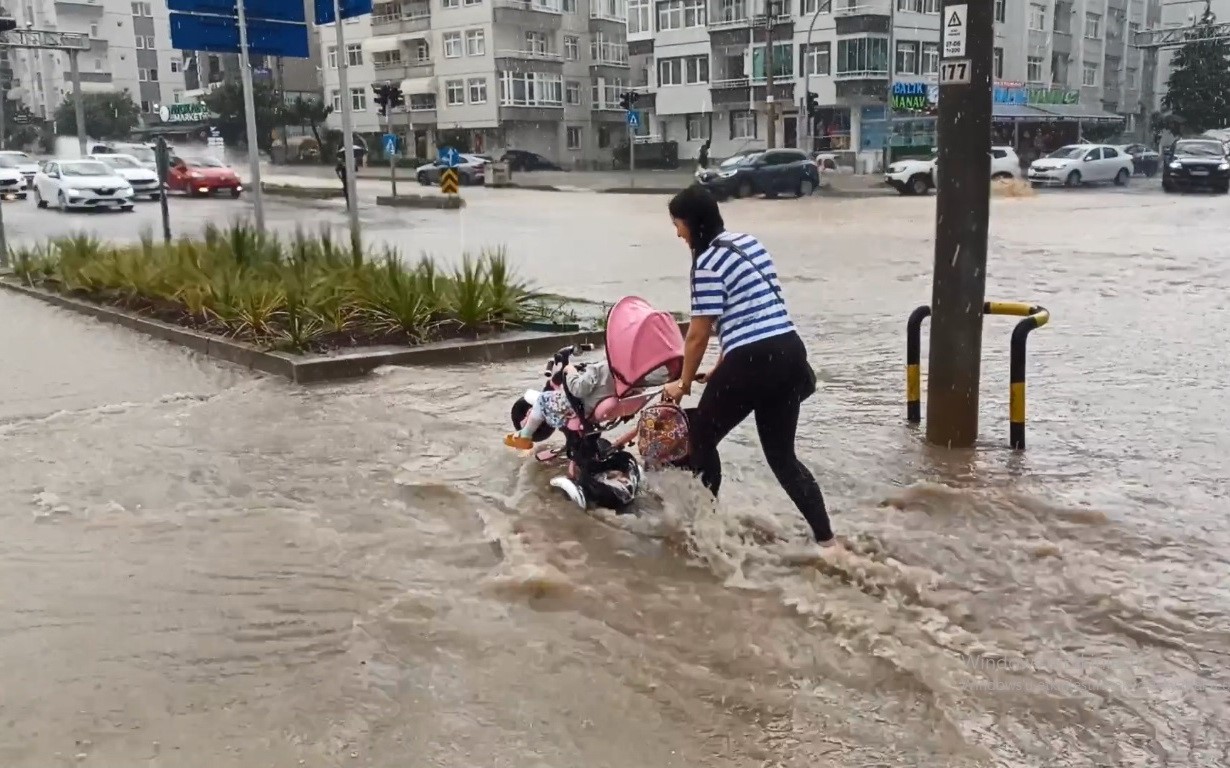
506, 296, 686, 512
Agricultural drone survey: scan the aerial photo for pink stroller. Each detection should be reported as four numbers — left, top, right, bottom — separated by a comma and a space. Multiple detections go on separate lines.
509, 296, 685, 511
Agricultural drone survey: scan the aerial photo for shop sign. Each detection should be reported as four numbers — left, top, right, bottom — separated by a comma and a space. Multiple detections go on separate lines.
159, 102, 212, 123
993, 81, 1079, 106
891, 81, 939, 112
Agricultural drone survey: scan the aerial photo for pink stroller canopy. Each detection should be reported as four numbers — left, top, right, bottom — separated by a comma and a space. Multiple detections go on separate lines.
605, 296, 685, 396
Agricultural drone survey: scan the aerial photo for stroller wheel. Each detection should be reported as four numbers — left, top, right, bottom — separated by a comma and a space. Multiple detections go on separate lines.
510, 398, 555, 444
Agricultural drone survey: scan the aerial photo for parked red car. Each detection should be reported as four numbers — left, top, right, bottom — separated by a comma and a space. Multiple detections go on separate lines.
167, 155, 243, 197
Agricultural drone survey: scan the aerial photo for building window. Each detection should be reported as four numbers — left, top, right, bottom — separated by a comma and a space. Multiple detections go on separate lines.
686, 113, 708, 140
800, 42, 830, 76
144, 35, 155, 48
170, 59, 181, 73
598, 125, 612, 148
138, 68, 149, 81
836, 37, 887, 76
729, 109, 756, 140
347, 43, 363, 66
443, 0, 459, 7
656, 0, 702, 28
443, 32, 462, 57
135, 35, 144, 49
498, 71, 564, 106
414, 40, 430, 62
525, 30, 549, 54
446, 79, 465, 105
465, 0, 482, 5
1029, 3, 1045, 31
801, 0, 831, 13
327, 46, 338, 69
896, 0, 920, 12
658, 55, 708, 85
564, 35, 579, 59
468, 77, 487, 103
130, 1, 151, 16
140, 100, 151, 113
752, 43, 793, 78
994, 0, 1004, 22
566, 80, 581, 104
993, 47, 1003, 79
629, 0, 651, 33
1082, 60, 1098, 86
1128, 21, 1140, 42
1026, 55, 1043, 83
567, 126, 582, 149
563, 0, 576, 11
331, 89, 341, 112
894, 41, 918, 75
923, 0, 938, 11
466, 29, 486, 56
1126, 68, 1138, 89
1085, 12, 1101, 39
921, 42, 938, 75
409, 94, 436, 110
349, 87, 366, 111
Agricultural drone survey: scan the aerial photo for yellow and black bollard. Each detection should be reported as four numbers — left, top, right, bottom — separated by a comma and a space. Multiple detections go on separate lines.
905, 301, 1050, 449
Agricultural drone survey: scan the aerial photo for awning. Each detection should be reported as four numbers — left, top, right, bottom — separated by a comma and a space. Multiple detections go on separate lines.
1033, 104, 1126, 121
400, 77, 436, 95
363, 32, 427, 53
992, 104, 1054, 120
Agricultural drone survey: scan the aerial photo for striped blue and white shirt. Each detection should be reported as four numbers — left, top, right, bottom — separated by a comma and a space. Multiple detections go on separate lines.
689, 231, 796, 353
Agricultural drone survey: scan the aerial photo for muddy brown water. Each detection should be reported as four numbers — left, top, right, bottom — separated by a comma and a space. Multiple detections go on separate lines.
0, 187, 1227, 767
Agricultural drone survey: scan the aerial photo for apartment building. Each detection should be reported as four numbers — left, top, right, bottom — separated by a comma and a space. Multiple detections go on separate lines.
637, 0, 1163, 165
316, 0, 633, 165
7, 0, 187, 120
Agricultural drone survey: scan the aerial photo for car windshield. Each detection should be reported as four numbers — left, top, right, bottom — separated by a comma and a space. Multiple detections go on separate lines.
186, 156, 225, 168
1047, 146, 1087, 159
124, 146, 156, 162
1, 152, 31, 162
61, 161, 111, 177
0, 156, 22, 169
96, 155, 142, 169
722, 153, 760, 168
1173, 140, 1223, 157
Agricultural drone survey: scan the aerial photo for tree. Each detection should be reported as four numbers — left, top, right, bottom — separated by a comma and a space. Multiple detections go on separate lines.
1162, 9, 1230, 134
285, 96, 333, 160
201, 80, 283, 152
53, 91, 141, 140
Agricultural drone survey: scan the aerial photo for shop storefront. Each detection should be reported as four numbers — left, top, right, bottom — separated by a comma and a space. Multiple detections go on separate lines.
857, 80, 1116, 166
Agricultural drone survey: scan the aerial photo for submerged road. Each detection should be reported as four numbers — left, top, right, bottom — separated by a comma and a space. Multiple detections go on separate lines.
0, 183, 1226, 767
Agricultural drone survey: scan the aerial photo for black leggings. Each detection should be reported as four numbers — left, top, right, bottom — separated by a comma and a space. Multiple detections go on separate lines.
687, 331, 833, 543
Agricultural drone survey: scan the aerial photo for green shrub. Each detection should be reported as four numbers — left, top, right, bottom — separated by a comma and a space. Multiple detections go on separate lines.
10, 220, 548, 353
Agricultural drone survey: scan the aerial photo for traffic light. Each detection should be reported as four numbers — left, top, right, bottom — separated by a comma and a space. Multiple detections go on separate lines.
0, 17, 15, 33
371, 83, 405, 117
618, 91, 640, 111
805, 90, 818, 118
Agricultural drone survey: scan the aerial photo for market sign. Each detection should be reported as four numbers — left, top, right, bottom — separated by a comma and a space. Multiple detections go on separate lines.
159, 102, 213, 123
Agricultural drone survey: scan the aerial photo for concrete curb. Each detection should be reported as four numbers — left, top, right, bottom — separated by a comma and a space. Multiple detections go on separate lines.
261, 183, 344, 200
376, 194, 465, 209
0, 279, 637, 384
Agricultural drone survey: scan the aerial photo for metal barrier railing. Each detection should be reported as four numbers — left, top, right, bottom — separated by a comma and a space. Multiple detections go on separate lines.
906, 301, 1051, 449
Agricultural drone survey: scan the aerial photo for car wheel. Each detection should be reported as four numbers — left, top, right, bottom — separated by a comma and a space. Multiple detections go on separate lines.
797, 178, 815, 197
58, 191, 69, 211
909, 174, 930, 195
121, 205, 134, 212
1162, 180, 1175, 193
35, 189, 46, 209
230, 188, 241, 198
1219, 183, 1230, 194
417, 172, 429, 186
736, 180, 754, 199
1114, 168, 1130, 186
1065, 170, 1081, 187
992, 171, 1012, 181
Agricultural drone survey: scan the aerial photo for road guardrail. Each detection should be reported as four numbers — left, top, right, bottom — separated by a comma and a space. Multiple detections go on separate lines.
907, 301, 1050, 449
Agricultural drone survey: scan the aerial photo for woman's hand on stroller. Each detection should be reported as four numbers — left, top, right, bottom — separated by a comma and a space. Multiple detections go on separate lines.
663, 379, 689, 403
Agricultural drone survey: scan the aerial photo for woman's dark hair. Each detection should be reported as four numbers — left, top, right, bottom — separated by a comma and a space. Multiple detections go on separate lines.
668, 184, 725, 259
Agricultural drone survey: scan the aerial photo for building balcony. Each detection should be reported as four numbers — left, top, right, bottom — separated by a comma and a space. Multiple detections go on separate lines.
832, 0, 889, 15
834, 68, 887, 81
590, 42, 629, 67
493, 0, 563, 14
495, 48, 563, 62
711, 76, 750, 89
371, 6, 431, 37
707, 12, 792, 31
54, 0, 105, 14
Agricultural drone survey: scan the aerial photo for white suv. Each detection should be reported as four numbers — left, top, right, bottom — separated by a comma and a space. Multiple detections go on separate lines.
886, 146, 1021, 195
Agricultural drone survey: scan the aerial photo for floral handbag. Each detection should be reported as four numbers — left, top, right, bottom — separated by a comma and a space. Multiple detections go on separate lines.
636, 403, 692, 468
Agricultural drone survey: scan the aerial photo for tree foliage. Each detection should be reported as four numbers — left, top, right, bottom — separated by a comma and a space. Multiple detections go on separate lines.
53, 91, 141, 140
200, 80, 283, 152
284, 96, 333, 153
1162, 9, 1230, 134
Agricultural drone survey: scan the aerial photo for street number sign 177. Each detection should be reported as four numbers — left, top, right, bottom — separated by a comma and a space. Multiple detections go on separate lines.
939, 58, 971, 85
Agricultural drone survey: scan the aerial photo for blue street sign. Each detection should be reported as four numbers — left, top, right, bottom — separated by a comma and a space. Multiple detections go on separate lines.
170, 13, 310, 57
383, 132, 398, 156
167, 0, 305, 23
314, 0, 373, 25
438, 146, 461, 168
626, 110, 640, 128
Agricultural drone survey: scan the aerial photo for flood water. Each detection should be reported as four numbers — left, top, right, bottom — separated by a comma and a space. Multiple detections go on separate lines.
1, 187, 1227, 767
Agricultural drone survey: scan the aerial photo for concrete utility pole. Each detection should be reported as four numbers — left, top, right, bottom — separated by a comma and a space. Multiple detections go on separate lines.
764, 0, 777, 149
68, 50, 86, 156
926, 0, 992, 448
234, 0, 266, 231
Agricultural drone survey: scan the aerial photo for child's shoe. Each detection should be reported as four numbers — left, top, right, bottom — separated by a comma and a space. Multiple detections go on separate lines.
504, 433, 534, 450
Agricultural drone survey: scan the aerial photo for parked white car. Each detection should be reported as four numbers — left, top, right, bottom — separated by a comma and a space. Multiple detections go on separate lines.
1027, 144, 1134, 187
33, 158, 135, 212
89, 153, 163, 200
0, 150, 41, 186
0, 155, 29, 200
